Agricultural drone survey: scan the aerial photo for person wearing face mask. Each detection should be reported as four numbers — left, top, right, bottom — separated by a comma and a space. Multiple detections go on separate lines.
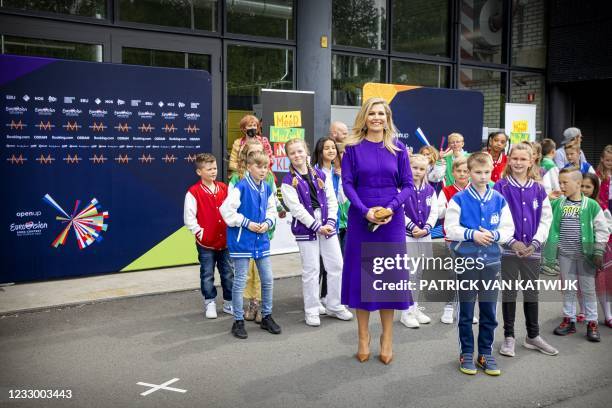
229, 114, 273, 172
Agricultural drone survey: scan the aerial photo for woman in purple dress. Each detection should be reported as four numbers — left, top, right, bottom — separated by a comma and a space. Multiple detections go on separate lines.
341, 97, 414, 364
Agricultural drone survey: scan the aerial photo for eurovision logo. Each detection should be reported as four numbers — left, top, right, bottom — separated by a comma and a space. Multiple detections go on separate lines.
43, 194, 109, 250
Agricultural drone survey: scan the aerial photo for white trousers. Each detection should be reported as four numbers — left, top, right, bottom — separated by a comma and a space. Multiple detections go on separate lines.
405, 235, 433, 307
297, 210, 344, 314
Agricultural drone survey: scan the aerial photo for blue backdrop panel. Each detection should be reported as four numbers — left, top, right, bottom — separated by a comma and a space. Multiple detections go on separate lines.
0, 55, 211, 283
390, 87, 484, 154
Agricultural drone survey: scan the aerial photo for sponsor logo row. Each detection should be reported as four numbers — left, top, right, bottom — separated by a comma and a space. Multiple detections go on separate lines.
4, 95, 200, 109
4, 107, 201, 120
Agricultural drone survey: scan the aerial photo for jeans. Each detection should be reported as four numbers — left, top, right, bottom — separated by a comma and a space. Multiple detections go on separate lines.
197, 245, 234, 303
232, 256, 273, 321
456, 262, 500, 356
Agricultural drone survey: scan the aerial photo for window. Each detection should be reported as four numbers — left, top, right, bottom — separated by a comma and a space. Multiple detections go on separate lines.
119, 0, 218, 31
1, 0, 106, 19
459, 68, 506, 129
460, 0, 505, 64
1, 35, 102, 62
332, 0, 386, 50
332, 53, 386, 106
226, 44, 293, 156
391, 60, 450, 88
226, 0, 294, 40
391, 0, 450, 57
122, 47, 211, 72
510, 72, 545, 133
511, 0, 547, 68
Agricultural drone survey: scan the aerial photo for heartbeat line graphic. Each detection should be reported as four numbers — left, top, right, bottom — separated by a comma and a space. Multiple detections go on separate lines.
7, 154, 27, 164
162, 154, 177, 163
36, 154, 55, 164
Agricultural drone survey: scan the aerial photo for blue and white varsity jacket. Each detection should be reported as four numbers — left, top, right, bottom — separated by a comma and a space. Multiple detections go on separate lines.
220, 173, 277, 259
444, 185, 514, 263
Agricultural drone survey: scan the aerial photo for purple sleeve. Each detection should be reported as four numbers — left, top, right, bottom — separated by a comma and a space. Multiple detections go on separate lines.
341, 145, 370, 217
385, 142, 414, 212
493, 179, 503, 195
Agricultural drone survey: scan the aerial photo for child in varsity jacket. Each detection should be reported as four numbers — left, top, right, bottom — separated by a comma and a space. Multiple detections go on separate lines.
183, 153, 234, 319
400, 154, 438, 329
494, 142, 558, 358
281, 138, 353, 327
548, 167, 609, 342
220, 151, 281, 340
444, 152, 514, 377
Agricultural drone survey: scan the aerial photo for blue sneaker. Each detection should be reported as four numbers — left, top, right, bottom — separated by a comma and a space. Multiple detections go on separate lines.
476, 354, 501, 376
459, 353, 477, 375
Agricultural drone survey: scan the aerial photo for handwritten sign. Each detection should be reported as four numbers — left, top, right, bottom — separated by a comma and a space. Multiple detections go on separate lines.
510, 120, 529, 144
274, 111, 302, 128
271, 156, 291, 172
269, 126, 305, 143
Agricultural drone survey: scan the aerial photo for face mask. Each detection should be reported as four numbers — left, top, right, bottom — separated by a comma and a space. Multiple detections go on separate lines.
246, 128, 257, 137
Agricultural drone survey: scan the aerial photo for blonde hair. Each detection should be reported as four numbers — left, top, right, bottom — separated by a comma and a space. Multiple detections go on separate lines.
236, 138, 264, 178
448, 133, 464, 143
531, 141, 542, 166
246, 151, 269, 167
597, 145, 612, 181
502, 141, 541, 181
410, 154, 429, 167
467, 152, 493, 170
418, 145, 440, 164
452, 156, 468, 171
564, 142, 580, 153
285, 138, 325, 189
345, 97, 400, 155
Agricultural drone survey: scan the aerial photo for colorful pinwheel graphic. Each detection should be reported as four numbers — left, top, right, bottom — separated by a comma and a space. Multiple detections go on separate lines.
43, 194, 109, 249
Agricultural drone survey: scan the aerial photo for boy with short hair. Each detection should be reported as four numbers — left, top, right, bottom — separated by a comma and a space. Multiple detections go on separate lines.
442, 132, 470, 186
444, 152, 515, 376
541, 138, 556, 173
184, 153, 234, 319
548, 168, 609, 342
543, 141, 595, 196
220, 151, 281, 339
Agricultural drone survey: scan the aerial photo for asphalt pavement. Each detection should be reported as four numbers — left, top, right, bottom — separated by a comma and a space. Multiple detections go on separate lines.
1, 275, 610, 408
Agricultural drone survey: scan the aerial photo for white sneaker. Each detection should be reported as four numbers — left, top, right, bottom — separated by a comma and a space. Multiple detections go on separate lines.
318, 303, 327, 315
414, 306, 431, 324
326, 307, 353, 321
441, 305, 454, 324
473, 316, 479, 324
305, 313, 321, 327
222, 302, 233, 315
205, 301, 217, 319
400, 310, 420, 328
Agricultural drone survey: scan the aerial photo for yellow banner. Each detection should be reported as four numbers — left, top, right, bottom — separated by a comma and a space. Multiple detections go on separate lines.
274, 111, 302, 128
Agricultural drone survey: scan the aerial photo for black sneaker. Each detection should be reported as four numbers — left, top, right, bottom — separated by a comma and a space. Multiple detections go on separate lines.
586, 321, 601, 342
231, 320, 248, 339
260, 314, 281, 334
553, 317, 576, 336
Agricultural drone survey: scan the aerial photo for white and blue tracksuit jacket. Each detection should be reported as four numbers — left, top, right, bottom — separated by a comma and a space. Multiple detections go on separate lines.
444, 185, 515, 263
220, 173, 277, 259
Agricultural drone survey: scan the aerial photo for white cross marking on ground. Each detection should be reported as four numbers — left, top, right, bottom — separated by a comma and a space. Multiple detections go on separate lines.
137, 378, 187, 396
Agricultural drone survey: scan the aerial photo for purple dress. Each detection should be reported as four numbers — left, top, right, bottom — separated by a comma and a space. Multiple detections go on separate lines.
341, 139, 414, 311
